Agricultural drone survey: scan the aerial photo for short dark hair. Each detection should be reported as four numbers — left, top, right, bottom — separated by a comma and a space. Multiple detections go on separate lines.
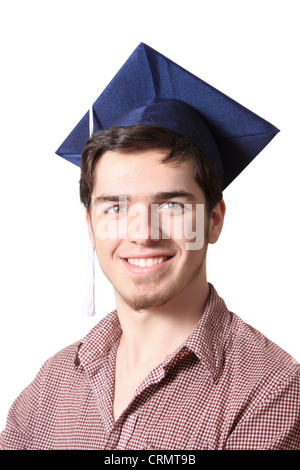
80, 125, 223, 213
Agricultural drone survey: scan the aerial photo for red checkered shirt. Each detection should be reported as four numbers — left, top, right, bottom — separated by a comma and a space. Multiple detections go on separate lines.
1, 285, 300, 450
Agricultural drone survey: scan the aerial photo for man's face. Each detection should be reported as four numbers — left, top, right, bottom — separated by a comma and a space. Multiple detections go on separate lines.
87, 149, 221, 311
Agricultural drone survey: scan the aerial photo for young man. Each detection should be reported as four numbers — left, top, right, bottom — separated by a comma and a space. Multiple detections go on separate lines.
1, 44, 299, 450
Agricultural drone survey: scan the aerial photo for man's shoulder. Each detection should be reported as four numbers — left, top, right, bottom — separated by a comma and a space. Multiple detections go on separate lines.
227, 310, 300, 385
40, 310, 119, 375
207, 285, 299, 383
33, 340, 82, 386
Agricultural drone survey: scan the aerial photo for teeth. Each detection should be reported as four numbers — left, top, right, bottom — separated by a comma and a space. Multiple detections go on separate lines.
127, 257, 167, 267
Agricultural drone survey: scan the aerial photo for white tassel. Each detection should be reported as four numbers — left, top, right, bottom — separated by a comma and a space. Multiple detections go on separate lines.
83, 233, 95, 317
89, 104, 94, 136
82, 106, 96, 316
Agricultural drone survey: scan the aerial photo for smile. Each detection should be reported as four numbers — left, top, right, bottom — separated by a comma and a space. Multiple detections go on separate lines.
126, 256, 171, 267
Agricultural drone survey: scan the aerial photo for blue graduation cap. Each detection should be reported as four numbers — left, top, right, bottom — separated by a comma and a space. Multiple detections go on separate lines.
56, 42, 279, 189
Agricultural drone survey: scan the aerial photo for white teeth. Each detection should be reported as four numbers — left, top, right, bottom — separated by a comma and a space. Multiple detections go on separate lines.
127, 257, 167, 267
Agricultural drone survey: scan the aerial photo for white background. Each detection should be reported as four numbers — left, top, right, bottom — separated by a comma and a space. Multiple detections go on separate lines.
0, 0, 299, 430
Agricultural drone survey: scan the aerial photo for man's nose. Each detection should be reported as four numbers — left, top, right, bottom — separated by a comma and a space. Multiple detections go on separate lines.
127, 203, 161, 243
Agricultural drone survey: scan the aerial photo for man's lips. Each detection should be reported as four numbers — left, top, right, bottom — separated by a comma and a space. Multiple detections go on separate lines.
126, 255, 172, 267
120, 254, 175, 272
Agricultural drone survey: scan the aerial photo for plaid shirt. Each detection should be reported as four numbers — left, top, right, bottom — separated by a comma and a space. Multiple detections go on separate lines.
1, 285, 300, 450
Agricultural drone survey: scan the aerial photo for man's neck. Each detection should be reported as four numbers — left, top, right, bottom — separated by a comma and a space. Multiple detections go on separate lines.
112, 279, 210, 421
114, 280, 210, 371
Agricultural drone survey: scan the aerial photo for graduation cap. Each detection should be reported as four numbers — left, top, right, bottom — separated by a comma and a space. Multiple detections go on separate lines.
56, 42, 279, 189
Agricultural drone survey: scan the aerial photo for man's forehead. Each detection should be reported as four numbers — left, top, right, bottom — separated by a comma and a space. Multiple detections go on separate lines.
94, 148, 191, 174
92, 150, 198, 194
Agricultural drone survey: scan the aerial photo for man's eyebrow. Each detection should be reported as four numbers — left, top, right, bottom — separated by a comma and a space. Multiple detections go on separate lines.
93, 191, 197, 205
151, 191, 197, 201
93, 194, 130, 205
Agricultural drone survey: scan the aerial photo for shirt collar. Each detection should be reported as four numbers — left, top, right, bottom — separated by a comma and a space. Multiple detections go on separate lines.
75, 284, 232, 382
180, 284, 232, 381
75, 309, 121, 371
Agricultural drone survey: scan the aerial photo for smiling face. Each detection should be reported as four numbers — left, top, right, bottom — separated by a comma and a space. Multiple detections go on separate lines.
87, 149, 224, 311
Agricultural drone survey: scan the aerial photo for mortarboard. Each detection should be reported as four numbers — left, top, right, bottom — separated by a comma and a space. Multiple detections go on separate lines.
56, 42, 279, 189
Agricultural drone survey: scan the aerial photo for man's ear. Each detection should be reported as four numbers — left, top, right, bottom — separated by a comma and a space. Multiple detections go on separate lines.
85, 209, 95, 248
208, 199, 226, 245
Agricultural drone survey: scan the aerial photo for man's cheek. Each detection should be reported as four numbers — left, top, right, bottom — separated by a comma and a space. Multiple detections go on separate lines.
183, 204, 205, 251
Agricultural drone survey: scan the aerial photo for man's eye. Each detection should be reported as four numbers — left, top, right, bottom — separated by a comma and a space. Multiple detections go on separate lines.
160, 202, 183, 211
106, 205, 127, 215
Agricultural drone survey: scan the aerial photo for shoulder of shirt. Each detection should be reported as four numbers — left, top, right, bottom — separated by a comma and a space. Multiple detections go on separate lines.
227, 309, 300, 383
36, 310, 118, 375
195, 285, 299, 385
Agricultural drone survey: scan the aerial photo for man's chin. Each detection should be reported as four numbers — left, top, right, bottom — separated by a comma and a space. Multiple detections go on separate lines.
115, 289, 173, 312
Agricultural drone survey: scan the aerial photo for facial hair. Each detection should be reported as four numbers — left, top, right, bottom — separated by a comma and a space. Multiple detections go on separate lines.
112, 245, 208, 311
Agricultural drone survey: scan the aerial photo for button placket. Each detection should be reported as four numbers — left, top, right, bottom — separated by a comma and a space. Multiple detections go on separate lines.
116, 413, 138, 449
